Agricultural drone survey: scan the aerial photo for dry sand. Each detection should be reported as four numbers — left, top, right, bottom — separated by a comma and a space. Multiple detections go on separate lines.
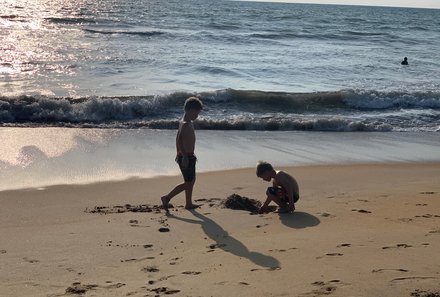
1, 163, 439, 297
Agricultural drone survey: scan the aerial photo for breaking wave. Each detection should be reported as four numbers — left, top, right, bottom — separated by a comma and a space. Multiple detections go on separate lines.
1, 89, 439, 131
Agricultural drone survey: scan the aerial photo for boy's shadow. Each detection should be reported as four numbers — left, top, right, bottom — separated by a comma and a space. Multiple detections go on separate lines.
278, 211, 320, 229
169, 210, 280, 269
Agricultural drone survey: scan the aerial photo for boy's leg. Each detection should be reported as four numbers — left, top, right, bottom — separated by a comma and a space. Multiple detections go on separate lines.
271, 195, 289, 208
266, 187, 289, 208
184, 180, 199, 209
161, 182, 187, 211
162, 156, 199, 211
183, 156, 199, 209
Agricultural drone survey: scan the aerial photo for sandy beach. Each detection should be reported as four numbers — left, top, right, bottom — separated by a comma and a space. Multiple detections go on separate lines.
1, 163, 439, 297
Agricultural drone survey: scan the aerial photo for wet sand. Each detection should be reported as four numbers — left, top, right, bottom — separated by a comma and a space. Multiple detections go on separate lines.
1, 163, 439, 296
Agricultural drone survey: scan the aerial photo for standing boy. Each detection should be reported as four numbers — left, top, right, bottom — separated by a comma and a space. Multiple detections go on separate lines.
161, 97, 203, 212
256, 161, 299, 214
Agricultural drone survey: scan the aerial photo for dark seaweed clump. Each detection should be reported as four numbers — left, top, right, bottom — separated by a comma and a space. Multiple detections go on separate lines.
222, 194, 262, 213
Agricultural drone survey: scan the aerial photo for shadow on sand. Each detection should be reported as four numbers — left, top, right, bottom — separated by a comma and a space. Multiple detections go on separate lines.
278, 211, 320, 229
169, 210, 280, 269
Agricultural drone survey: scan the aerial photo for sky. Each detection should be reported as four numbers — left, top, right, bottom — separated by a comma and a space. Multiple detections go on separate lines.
244, 0, 440, 9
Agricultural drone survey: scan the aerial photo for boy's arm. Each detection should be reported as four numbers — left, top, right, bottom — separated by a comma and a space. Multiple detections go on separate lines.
259, 196, 272, 213
177, 123, 192, 168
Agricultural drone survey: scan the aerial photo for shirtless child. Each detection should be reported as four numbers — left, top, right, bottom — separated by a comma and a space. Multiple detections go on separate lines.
256, 161, 300, 214
161, 97, 203, 212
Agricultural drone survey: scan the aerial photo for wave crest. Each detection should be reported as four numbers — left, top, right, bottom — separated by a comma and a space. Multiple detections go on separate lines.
1, 89, 439, 131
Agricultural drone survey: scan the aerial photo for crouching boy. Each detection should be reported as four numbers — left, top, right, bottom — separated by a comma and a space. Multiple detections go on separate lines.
256, 161, 299, 214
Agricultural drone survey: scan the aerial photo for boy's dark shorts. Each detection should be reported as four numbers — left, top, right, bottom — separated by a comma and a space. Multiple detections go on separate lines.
267, 187, 300, 203
176, 155, 197, 182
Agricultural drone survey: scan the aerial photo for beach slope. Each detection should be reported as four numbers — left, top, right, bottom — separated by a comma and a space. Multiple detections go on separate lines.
1, 163, 439, 296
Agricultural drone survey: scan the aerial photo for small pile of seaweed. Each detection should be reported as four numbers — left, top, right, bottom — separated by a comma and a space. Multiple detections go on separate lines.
411, 290, 440, 297
85, 204, 163, 214
222, 194, 262, 213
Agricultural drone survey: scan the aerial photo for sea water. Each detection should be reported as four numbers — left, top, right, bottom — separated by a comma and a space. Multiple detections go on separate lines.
1, 0, 440, 189
1, 0, 440, 132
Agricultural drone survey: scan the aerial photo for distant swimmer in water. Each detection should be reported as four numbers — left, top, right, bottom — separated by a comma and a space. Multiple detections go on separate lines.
401, 57, 408, 65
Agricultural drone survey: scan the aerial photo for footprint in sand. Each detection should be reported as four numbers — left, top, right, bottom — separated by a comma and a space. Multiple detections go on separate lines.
397, 218, 414, 222
0, 250, 6, 254
142, 266, 159, 273
319, 212, 335, 218
169, 257, 181, 265
65, 282, 98, 295
382, 244, 413, 249
392, 276, 437, 282
305, 280, 340, 296
326, 253, 344, 256
269, 247, 297, 252
250, 267, 281, 272
427, 229, 440, 236
195, 197, 223, 207
411, 289, 440, 297
372, 268, 409, 273
103, 282, 126, 289
207, 243, 227, 250
316, 253, 343, 259
181, 271, 202, 275
23, 257, 39, 264
420, 191, 436, 195
352, 209, 372, 214
148, 287, 180, 295
377, 194, 389, 198
256, 223, 269, 228
158, 275, 177, 282
122, 256, 155, 263
415, 214, 440, 218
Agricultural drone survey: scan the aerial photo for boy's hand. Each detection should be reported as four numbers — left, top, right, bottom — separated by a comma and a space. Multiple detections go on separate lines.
258, 206, 268, 214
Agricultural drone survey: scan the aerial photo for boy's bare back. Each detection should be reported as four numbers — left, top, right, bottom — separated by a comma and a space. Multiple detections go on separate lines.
274, 170, 299, 197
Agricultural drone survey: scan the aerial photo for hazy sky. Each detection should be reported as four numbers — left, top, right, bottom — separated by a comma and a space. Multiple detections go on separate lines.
246, 0, 440, 9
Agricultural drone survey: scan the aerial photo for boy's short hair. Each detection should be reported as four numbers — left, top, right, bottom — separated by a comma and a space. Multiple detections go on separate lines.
184, 97, 203, 111
256, 161, 274, 177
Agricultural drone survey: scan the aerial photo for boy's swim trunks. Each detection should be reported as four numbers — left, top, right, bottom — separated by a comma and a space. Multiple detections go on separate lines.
267, 186, 299, 203
176, 155, 197, 182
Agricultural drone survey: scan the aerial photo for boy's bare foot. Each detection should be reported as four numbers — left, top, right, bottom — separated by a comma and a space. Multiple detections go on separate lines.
278, 206, 292, 214
161, 196, 170, 212
185, 204, 200, 210
290, 204, 295, 212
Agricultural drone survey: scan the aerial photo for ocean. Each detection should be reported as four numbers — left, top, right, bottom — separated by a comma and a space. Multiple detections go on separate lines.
1, 0, 440, 132
1, 0, 440, 190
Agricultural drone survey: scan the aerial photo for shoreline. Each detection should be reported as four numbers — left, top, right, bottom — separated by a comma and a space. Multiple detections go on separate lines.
1, 160, 440, 193
1, 128, 440, 191
1, 163, 439, 296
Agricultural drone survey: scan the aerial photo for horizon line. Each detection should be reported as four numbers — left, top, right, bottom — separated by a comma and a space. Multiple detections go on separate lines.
235, 0, 440, 10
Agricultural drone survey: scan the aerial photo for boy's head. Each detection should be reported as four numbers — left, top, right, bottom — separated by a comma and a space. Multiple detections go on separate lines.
256, 161, 275, 181
184, 97, 203, 111
184, 97, 203, 120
